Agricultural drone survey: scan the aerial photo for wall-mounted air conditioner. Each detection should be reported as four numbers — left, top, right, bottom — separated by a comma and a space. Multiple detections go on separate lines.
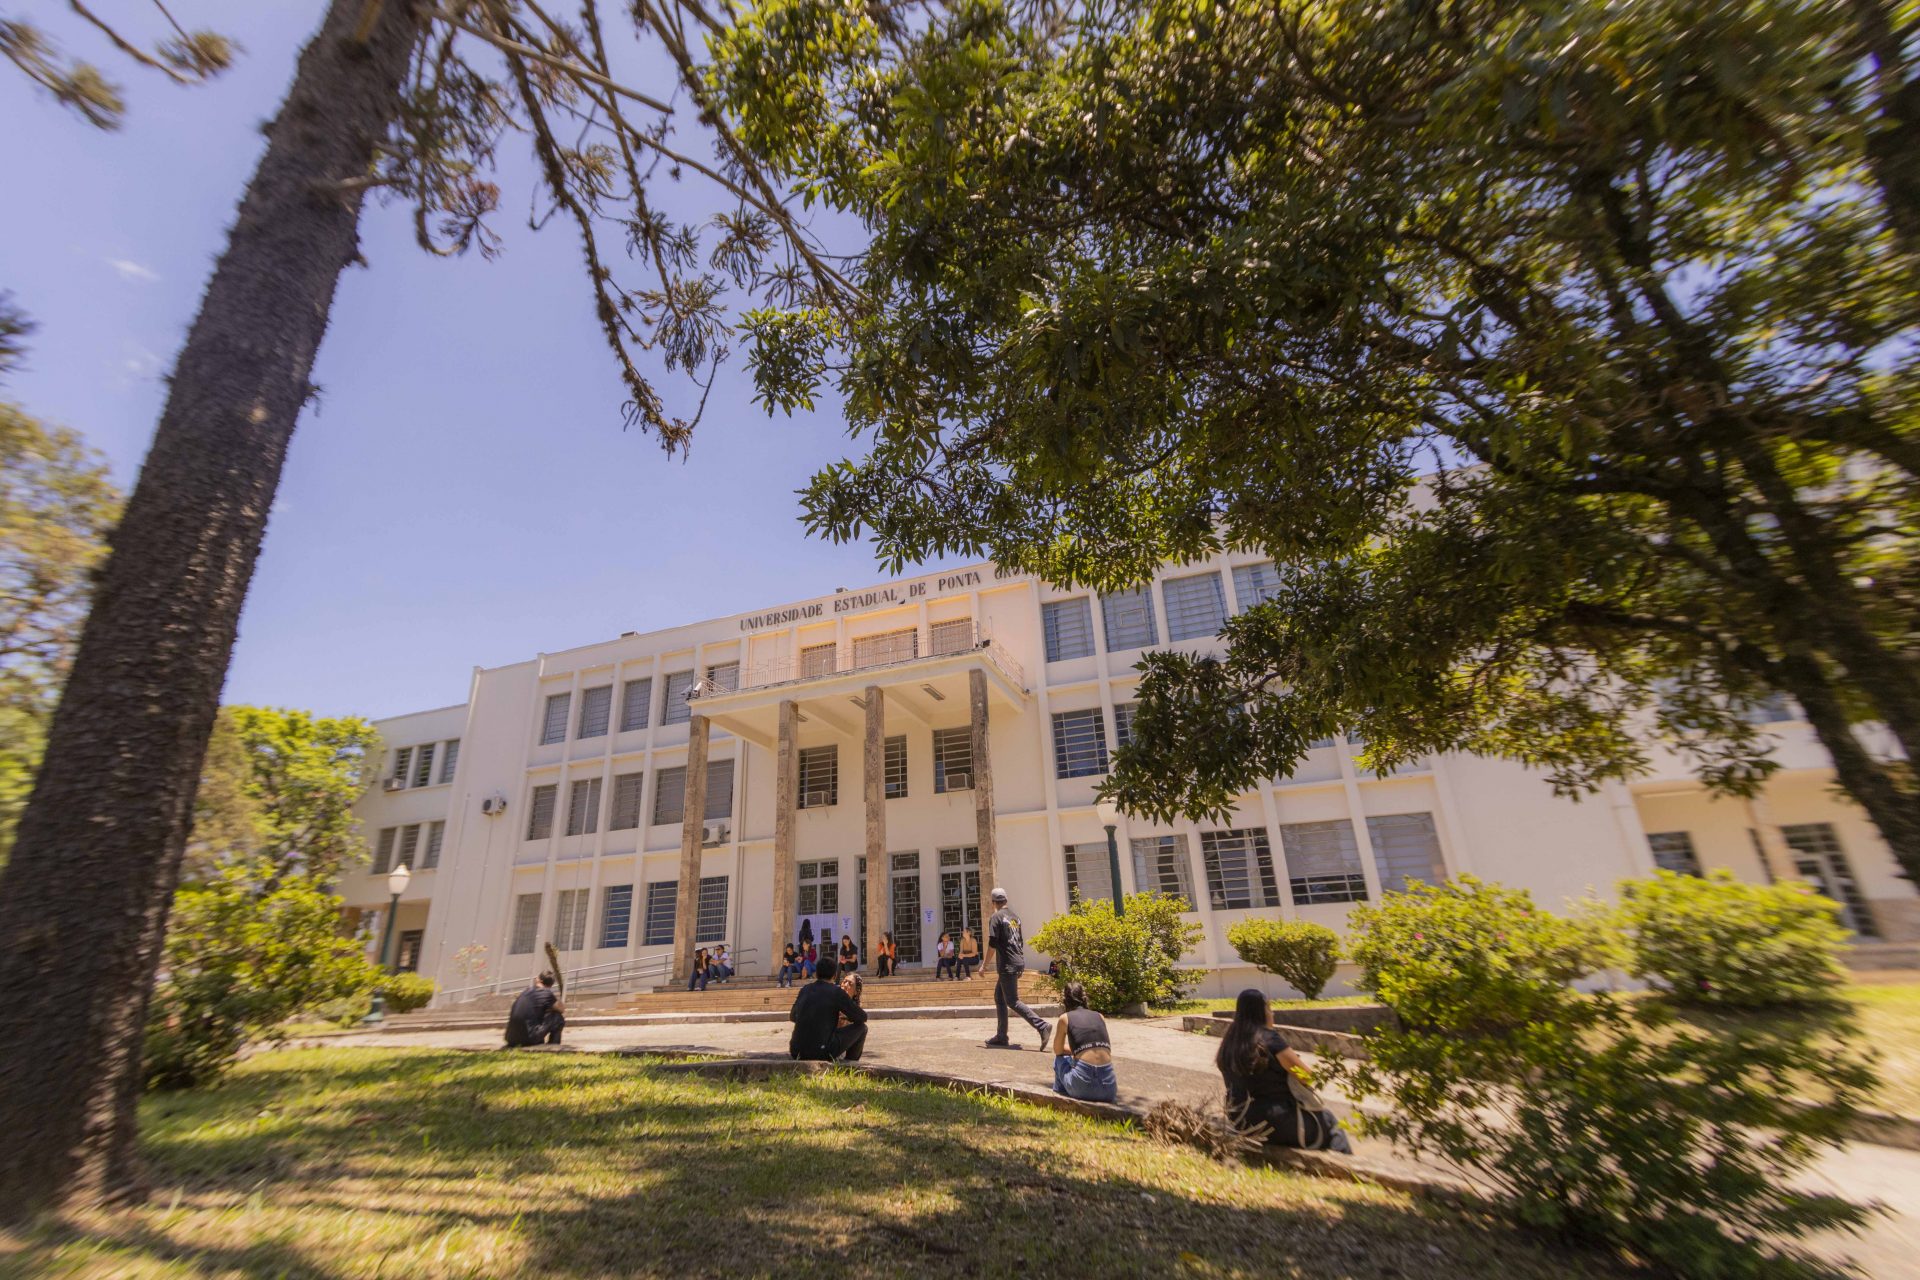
702, 821, 730, 846
803, 789, 834, 809
384, 777, 404, 792
944, 771, 973, 791
480, 794, 508, 817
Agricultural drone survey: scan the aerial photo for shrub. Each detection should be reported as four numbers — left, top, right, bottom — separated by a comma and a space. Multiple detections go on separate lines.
1225, 918, 1340, 999
1032, 891, 1204, 1011
378, 972, 438, 1014
1616, 870, 1849, 1008
1322, 878, 1877, 1276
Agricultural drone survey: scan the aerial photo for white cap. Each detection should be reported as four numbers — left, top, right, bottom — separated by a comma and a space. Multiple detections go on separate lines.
990, 886, 1008, 902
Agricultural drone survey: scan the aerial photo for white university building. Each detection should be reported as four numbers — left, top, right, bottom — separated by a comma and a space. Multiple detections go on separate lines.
343, 551, 1919, 1001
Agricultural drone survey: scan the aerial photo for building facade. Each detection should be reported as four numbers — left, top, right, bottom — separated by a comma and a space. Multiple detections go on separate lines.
342, 552, 1919, 1002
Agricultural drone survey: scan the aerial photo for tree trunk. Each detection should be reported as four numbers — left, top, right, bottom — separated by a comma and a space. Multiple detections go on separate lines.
0, 0, 424, 1222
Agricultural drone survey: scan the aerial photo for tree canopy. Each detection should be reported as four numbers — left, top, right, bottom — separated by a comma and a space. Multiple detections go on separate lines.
717, 0, 1920, 881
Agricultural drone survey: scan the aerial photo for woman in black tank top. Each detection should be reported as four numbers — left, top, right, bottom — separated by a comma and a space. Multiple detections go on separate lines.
1049, 981, 1118, 1102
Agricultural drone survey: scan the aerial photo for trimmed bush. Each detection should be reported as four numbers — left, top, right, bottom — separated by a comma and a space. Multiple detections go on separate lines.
378, 972, 438, 1014
1616, 870, 1849, 1008
1225, 918, 1339, 1000
1032, 891, 1204, 1011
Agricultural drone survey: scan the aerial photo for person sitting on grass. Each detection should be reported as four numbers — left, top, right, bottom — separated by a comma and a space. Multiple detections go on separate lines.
788, 954, 868, 1062
1216, 988, 1353, 1154
503, 970, 565, 1047
1049, 981, 1117, 1102
838, 972, 864, 1027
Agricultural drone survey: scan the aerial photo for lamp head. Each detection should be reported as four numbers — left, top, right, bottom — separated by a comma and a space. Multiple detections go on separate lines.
1095, 797, 1121, 828
388, 863, 412, 897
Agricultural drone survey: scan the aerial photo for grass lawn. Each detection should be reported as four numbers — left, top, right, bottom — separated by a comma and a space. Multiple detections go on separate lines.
0, 1048, 1639, 1279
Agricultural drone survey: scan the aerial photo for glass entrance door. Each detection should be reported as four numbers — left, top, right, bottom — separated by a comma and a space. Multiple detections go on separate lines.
939, 845, 982, 945
891, 852, 922, 965
1781, 823, 1879, 937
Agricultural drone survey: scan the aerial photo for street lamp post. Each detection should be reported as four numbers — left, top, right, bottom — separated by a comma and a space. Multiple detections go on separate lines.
1095, 797, 1124, 917
361, 862, 413, 1025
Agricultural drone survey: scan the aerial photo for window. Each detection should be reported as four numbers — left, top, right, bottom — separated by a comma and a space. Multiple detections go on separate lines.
1064, 841, 1116, 903
852, 627, 917, 667
1101, 586, 1158, 651
884, 735, 908, 799
1132, 834, 1193, 900
800, 642, 837, 678
577, 686, 612, 738
642, 881, 676, 946
553, 887, 589, 951
391, 746, 413, 786
799, 746, 838, 808
653, 766, 687, 825
508, 893, 542, 954
1042, 598, 1095, 662
600, 884, 633, 949
412, 743, 436, 788
609, 772, 645, 830
619, 678, 652, 732
1746, 693, 1799, 724
398, 823, 421, 869
930, 618, 973, 655
696, 876, 729, 943
704, 758, 735, 821
1646, 831, 1702, 877
396, 930, 423, 972
1163, 571, 1227, 641
438, 739, 460, 784
1113, 702, 1138, 750
1279, 820, 1369, 905
1781, 822, 1878, 937
932, 727, 973, 792
1365, 812, 1445, 893
1052, 708, 1110, 778
1233, 561, 1284, 610
565, 777, 602, 836
662, 670, 695, 725
421, 820, 445, 870
797, 858, 841, 917
705, 661, 740, 694
1200, 829, 1281, 910
541, 693, 571, 745
526, 784, 558, 840
373, 827, 396, 875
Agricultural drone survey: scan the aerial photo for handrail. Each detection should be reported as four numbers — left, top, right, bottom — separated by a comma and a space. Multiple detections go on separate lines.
435, 946, 760, 1004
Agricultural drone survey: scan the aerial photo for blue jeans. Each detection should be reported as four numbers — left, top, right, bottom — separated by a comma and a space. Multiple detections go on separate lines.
688, 970, 708, 991
1053, 1055, 1117, 1102
777, 965, 794, 988
936, 956, 957, 979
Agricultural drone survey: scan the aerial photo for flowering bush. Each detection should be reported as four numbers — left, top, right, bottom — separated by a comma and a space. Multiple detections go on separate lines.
1032, 892, 1204, 1011
1225, 918, 1340, 999
1616, 870, 1849, 1007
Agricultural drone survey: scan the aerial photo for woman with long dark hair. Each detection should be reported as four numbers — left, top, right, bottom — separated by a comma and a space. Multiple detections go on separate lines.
1049, 981, 1118, 1102
1216, 988, 1352, 1153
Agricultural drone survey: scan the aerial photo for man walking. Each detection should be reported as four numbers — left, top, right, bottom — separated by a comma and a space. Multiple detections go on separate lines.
981, 887, 1049, 1049
503, 971, 566, 1047
788, 955, 869, 1062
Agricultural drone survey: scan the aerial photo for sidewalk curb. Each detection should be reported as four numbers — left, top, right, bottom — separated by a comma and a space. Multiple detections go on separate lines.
318, 1003, 1066, 1036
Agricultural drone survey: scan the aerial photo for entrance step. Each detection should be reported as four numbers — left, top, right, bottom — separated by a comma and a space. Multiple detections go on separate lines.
619, 972, 1054, 1016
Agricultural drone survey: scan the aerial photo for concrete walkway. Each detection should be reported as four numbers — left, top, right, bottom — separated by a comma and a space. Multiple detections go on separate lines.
306, 1013, 1918, 1278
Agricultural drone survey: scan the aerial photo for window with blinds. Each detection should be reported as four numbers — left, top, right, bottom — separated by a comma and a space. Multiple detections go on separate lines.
391, 746, 412, 786
398, 823, 421, 868
552, 888, 589, 951
705, 661, 740, 694
1162, 571, 1227, 641
1232, 561, 1284, 610
930, 618, 973, 655
609, 772, 645, 830
508, 893, 542, 954
797, 858, 840, 916
642, 881, 676, 945
373, 826, 396, 875
799, 746, 838, 808
421, 820, 445, 870
1052, 708, 1110, 778
932, 727, 973, 792
800, 642, 837, 678
412, 743, 436, 788
540, 693, 571, 745
1646, 831, 1702, 877
565, 777, 602, 836
1042, 598, 1095, 662
1114, 702, 1138, 750
1200, 828, 1281, 910
661, 670, 695, 724
696, 876, 729, 943
1101, 586, 1159, 651
1365, 812, 1445, 893
1132, 834, 1194, 901
884, 736, 908, 799
526, 784, 558, 840
1781, 822, 1877, 937
852, 627, 917, 667
1279, 820, 1369, 904
438, 739, 460, 783
577, 686, 612, 738
1064, 841, 1116, 903
653, 766, 687, 825
600, 884, 633, 949
704, 758, 735, 820
620, 678, 652, 732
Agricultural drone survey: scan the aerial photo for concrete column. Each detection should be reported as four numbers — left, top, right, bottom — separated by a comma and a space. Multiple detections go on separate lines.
863, 685, 888, 959
672, 714, 711, 979
971, 668, 999, 896
770, 699, 799, 964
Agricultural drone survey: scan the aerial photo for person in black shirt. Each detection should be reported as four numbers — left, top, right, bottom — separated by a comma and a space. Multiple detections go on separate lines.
1216, 988, 1352, 1153
503, 971, 565, 1047
981, 887, 1050, 1049
788, 955, 868, 1061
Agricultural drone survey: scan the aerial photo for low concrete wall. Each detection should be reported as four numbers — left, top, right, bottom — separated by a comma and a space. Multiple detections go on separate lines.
1206, 1005, 1398, 1035
1182, 1015, 1369, 1061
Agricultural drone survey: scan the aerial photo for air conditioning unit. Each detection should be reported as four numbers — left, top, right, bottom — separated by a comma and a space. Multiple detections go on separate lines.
702, 821, 730, 846
480, 794, 508, 817
383, 777, 404, 792
944, 771, 973, 791
803, 789, 833, 809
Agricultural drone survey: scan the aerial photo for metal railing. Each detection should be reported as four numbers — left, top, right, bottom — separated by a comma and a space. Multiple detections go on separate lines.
435, 947, 760, 1004
696, 620, 1028, 699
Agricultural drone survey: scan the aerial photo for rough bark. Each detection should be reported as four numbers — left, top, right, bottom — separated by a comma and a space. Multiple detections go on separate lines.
0, 0, 425, 1221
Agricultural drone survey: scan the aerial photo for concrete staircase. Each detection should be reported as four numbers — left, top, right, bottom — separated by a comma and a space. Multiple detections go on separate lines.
612, 969, 1055, 1017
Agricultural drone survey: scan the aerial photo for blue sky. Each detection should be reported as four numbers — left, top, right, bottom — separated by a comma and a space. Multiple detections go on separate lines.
0, 3, 905, 721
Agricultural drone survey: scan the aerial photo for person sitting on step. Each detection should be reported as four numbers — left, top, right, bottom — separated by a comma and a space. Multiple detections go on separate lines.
956, 927, 980, 979
788, 955, 867, 1063
935, 931, 957, 980
778, 943, 799, 989
838, 933, 859, 976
